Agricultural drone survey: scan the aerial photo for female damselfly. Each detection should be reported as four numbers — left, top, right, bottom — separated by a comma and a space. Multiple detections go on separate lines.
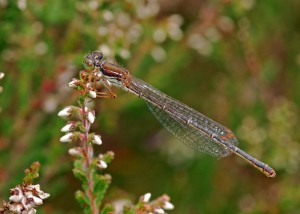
81, 51, 276, 178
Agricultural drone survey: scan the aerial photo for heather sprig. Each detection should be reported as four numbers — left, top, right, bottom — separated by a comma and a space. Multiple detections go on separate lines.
0, 162, 50, 214
58, 74, 114, 214
132, 193, 174, 214
58, 54, 174, 213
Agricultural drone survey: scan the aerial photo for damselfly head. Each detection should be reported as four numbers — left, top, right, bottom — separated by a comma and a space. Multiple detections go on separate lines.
83, 51, 104, 70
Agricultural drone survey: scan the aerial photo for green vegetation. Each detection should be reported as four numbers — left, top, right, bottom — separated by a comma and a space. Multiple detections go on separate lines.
0, 0, 300, 213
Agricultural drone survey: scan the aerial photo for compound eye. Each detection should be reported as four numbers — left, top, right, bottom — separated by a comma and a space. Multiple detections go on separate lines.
82, 58, 94, 70
93, 51, 103, 61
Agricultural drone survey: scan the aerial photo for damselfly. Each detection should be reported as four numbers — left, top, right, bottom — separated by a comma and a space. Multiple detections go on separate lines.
81, 51, 276, 178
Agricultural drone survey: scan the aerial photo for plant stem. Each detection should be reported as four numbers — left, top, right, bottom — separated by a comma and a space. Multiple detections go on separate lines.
82, 99, 99, 214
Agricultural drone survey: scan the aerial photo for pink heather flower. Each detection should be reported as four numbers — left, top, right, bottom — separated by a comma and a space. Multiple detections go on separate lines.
8, 203, 23, 213
111, 199, 133, 214
141, 193, 151, 203
68, 147, 82, 157
9, 194, 23, 203
32, 195, 43, 206
58, 106, 73, 118
86, 82, 93, 88
97, 160, 107, 169
92, 135, 102, 145
25, 184, 39, 192
30, 185, 50, 200
6, 185, 49, 214
9, 187, 23, 202
60, 133, 74, 143
154, 207, 165, 214
163, 201, 174, 210
61, 123, 75, 132
68, 79, 80, 88
27, 209, 37, 214
25, 192, 43, 208
88, 90, 97, 98
87, 111, 95, 123
38, 192, 50, 200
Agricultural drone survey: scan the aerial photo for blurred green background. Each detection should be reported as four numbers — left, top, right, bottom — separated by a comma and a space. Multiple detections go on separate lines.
1, 0, 300, 213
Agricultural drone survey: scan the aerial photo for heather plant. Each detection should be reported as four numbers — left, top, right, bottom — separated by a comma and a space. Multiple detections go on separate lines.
1, 0, 300, 213
0, 162, 50, 214
57, 55, 174, 213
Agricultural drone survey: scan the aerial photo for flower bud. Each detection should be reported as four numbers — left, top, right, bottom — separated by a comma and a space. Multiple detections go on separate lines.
87, 111, 95, 123
68, 79, 80, 88
97, 160, 107, 169
60, 133, 74, 143
38, 192, 50, 200
92, 135, 102, 145
88, 90, 97, 98
154, 208, 165, 214
58, 106, 75, 118
68, 147, 82, 157
163, 201, 174, 210
141, 193, 151, 203
26, 184, 40, 192
9, 187, 23, 202
8, 203, 23, 213
9, 194, 23, 203
61, 122, 75, 132
32, 196, 43, 206
28, 208, 37, 214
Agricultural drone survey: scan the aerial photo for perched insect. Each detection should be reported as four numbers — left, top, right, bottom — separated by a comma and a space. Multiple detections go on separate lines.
82, 51, 276, 178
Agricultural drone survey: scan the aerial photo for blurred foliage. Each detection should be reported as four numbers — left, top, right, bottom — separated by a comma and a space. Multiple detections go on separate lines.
0, 0, 300, 213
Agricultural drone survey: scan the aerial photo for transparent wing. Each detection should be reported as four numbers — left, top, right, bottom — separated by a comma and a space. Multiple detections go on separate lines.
146, 102, 233, 158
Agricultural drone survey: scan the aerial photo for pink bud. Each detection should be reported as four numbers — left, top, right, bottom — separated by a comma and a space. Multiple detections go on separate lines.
60, 133, 74, 143
154, 208, 165, 214
8, 203, 23, 213
68, 147, 82, 157
97, 160, 107, 169
92, 135, 102, 145
58, 106, 73, 118
163, 201, 174, 210
88, 90, 97, 98
38, 192, 50, 200
9, 187, 23, 203
87, 111, 95, 123
61, 123, 75, 132
68, 79, 80, 88
27, 208, 37, 214
9, 194, 23, 203
141, 193, 151, 203
32, 196, 43, 205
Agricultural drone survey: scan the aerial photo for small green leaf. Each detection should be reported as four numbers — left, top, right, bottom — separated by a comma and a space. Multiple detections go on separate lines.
100, 204, 114, 214
123, 205, 135, 214
103, 151, 114, 163
23, 162, 41, 184
73, 160, 88, 184
93, 174, 111, 206
75, 190, 91, 214
77, 122, 86, 132
78, 95, 85, 106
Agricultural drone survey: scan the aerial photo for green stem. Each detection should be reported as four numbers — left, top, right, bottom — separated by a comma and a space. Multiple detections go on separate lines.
82, 98, 99, 214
